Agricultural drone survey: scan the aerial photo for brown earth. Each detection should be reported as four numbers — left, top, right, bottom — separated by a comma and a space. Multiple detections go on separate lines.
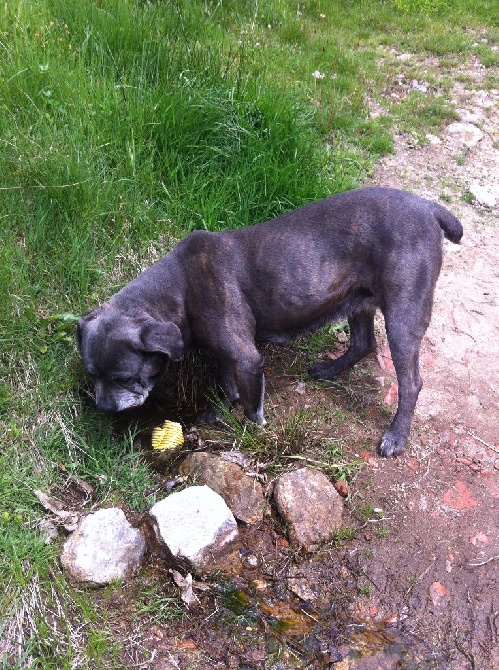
97, 54, 498, 670
345, 50, 499, 670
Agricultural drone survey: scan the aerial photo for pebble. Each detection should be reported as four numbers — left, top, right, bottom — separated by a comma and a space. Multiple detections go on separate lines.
241, 553, 259, 569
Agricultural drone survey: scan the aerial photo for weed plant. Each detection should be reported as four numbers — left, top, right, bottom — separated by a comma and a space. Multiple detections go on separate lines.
0, 0, 497, 666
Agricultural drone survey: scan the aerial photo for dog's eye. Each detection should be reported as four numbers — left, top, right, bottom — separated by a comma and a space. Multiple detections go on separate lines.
114, 376, 134, 386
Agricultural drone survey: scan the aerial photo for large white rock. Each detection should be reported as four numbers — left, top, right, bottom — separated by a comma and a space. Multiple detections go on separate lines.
149, 485, 238, 574
60, 508, 146, 586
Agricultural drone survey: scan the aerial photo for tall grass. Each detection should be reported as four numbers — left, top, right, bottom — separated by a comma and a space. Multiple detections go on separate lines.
0, 0, 497, 665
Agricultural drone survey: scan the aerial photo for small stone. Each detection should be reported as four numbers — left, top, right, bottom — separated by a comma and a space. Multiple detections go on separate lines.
426, 133, 442, 145
287, 576, 317, 602
150, 485, 238, 575
429, 581, 450, 607
412, 79, 428, 92
384, 382, 398, 405
241, 553, 259, 569
334, 480, 349, 497
252, 579, 267, 591
457, 108, 483, 124
473, 89, 494, 109
274, 468, 343, 551
60, 508, 146, 586
376, 344, 395, 371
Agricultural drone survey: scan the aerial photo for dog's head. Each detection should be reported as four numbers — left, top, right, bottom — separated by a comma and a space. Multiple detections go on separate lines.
77, 306, 184, 412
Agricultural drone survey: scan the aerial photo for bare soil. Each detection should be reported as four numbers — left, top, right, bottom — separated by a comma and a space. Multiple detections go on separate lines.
344, 51, 499, 670
99, 55, 498, 670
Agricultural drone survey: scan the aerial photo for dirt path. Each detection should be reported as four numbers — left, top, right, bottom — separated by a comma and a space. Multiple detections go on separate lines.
350, 53, 499, 669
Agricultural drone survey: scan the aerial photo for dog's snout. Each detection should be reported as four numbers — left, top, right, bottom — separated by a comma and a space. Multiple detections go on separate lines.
94, 383, 118, 412
95, 393, 118, 412
95, 381, 147, 412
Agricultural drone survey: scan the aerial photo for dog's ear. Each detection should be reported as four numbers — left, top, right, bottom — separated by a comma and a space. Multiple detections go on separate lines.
76, 320, 83, 352
76, 307, 105, 354
140, 321, 184, 361
76, 310, 97, 353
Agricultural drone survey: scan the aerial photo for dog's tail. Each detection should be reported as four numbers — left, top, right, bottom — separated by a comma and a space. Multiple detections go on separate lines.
430, 202, 463, 244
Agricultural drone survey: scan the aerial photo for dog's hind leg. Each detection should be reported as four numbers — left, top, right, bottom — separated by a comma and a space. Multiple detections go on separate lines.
308, 310, 377, 380
377, 313, 425, 458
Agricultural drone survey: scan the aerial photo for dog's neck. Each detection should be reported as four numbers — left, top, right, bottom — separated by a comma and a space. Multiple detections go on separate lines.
111, 255, 188, 333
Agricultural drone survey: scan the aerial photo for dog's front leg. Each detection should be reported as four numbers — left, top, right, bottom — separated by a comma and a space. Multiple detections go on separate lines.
232, 349, 266, 426
196, 364, 240, 424
197, 351, 266, 425
219, 364, 240, 407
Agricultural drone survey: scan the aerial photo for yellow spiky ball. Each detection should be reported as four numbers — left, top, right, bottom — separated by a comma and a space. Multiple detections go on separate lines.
151, 420, 184, 451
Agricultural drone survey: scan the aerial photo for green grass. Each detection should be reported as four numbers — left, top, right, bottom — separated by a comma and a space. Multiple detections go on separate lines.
294, 322, 349, 362
0, 0, 497, 666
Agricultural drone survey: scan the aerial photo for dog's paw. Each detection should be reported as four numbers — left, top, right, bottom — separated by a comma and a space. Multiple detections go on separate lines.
245, 410, 267, 426
196, 407, 222, 425
308, 361, 340, 380
377, 431, 407, 458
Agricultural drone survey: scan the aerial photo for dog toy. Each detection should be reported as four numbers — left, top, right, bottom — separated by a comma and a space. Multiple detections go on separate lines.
151, 420, 184, 451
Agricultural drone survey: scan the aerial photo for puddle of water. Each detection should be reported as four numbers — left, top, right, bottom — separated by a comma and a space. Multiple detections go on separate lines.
344, 622, 440, 669
259, 599, 316, 637
215, 580, 443, 668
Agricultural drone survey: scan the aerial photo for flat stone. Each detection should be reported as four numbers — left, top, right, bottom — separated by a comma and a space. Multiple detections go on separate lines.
149, 485, 238, 575
287, 568, 319, 602
468, 182, 498, 207
444, 122, 483, 148
60, 508, 146, 586
178, 452, 265, 524
273, 468, 343, 551
285, 561, 334, 602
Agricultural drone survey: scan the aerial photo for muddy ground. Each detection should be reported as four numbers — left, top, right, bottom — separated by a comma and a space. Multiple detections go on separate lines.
97, 55, 498, 669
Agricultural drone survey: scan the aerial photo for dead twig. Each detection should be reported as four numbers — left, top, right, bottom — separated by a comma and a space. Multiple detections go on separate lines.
405, 560, 436, 596
286, 454, 363, 469
467, 430, 499, 454
0, 180, 90, 190
468, 555, 499, 568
